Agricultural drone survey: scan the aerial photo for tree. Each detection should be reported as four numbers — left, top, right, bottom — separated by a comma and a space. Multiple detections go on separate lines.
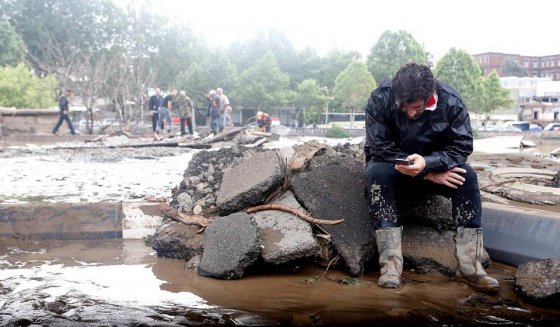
237, 52, 294, 112
0, 63, 57, 108
367, 30, 428, 84
433, 48, 484, 111
479, 70, 513, 122
295, 79, 326, 125
0, 21, 26, 67
502, 59, 528, 77
332, 61, 377, 125
317, 48, 362, 90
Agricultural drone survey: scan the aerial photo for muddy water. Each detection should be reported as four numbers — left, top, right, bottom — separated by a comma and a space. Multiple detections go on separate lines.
1, 239, 559, 326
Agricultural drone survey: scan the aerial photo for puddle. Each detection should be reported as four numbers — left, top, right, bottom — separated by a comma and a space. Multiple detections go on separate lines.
1, 239, 559, 325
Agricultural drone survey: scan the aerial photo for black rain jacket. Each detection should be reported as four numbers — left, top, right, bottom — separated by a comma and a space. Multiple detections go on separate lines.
364, 80, 473, 173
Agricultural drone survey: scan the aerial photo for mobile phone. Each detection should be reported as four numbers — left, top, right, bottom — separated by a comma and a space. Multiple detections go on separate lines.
395, 158, 414, 166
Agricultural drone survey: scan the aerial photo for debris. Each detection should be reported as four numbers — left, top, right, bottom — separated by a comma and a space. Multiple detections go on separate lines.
245, 204, 344, 225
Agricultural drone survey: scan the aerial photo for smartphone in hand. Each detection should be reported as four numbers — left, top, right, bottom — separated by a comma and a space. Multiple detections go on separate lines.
395, 158, 414, 166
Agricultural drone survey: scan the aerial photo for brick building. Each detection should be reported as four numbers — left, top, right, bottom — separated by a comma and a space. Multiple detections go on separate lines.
473, 52, 560, 81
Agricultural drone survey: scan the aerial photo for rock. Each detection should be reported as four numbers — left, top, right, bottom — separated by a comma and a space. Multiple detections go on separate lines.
397, 194, 455, 230
177, 192, 193, 212
289, 140, 331, 172
253, 191, 319, 264
515, 259, 560, 305
402, 226, 490, 276
198, 212, 261, 279
151, 220, 204, 260
291, 154, 376, 276
193, 205, 202, 215
216, 151, 284, 215
186, 255, 201, 272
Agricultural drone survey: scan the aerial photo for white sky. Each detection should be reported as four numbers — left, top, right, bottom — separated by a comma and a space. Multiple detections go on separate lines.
128, 0, 560, 60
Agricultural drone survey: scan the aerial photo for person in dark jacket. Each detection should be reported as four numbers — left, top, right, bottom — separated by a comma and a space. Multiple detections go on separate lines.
148, 88, 164, 133
365, 63, 498, 293
52, 89, 76, 135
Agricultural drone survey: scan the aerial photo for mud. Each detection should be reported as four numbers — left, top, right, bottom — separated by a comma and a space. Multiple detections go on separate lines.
1, 239, 559, 326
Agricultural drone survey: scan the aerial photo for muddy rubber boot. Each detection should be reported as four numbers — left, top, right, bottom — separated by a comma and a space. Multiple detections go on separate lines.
455, 227, 500, 293
375, 227, 403, 288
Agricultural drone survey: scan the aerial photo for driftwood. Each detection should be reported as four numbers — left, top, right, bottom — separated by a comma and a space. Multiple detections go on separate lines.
245, 204, 344, 225
159, 203, 211, 227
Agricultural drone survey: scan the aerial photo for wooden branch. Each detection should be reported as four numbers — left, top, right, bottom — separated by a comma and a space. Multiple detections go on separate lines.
245, 204, 344, 225
159, 203, 211, 227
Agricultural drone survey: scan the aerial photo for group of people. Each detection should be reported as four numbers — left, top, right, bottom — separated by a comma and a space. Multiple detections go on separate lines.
206, 88, 232, 135
148, 88, 193, 137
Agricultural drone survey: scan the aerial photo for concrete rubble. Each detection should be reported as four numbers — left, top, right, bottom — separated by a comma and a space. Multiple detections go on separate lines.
515, 259, 560, 306
152, 138, 509, 281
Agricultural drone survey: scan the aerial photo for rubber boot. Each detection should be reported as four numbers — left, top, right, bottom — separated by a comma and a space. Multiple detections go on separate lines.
455, 227, 500, 293
375, 227, 403, 288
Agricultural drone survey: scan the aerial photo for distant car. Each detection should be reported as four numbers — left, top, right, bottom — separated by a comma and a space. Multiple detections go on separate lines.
543, 123, 560, 131
500, 121, 530, 131
529, 124, 543, 132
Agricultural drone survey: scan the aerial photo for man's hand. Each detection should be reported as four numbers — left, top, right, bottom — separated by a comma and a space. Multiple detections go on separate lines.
425, 167, 466, 189
395, 153, 426, 177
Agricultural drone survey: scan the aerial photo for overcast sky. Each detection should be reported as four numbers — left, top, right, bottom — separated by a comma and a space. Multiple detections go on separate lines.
129, 0, 560, 60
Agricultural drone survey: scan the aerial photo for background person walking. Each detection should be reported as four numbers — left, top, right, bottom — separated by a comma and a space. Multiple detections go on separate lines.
52, 89, 76, 135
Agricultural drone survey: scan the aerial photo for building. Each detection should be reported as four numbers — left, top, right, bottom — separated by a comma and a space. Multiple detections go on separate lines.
473, 52, 560, 81
500, 76, 560, 123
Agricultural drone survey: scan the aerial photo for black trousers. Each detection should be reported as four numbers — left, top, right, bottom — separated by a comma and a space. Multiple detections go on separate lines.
151, 113, 164, 132
180, 116, 193, 135
52, 112, 75, 134
366, 161, 482, 230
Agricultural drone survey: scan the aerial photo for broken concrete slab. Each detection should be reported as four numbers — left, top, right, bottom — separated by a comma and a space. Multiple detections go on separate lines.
252, 191, 319, 264
397, 194, 455, 230
0, 203, 122, 240
291, 154, 375, 276
216, 151, 284, 215
121, 202, 163, 239
198, 212, 261, 279
402, 226, 490, 276
151, 219, 204, 260
515, 259, 560, 306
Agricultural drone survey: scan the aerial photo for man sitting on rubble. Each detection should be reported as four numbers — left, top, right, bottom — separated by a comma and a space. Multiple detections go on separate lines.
364, 62, 499, 293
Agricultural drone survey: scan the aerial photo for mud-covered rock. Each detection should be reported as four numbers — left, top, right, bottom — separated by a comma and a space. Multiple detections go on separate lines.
515, 259, 560, 305
216, 151, 284, 215
198, 212, 261, 279
253, 191, 319, 264
402, 226, 490, 276
291, 154, 375, 276
151, 220, 204, 260
398, 195, 455, 230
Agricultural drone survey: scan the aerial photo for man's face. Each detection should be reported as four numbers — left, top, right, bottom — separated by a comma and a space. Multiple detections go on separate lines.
401, 98, 426, 120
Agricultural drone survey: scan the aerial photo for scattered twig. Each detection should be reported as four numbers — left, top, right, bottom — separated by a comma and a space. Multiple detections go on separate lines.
159, 203, 211, 227
245, 204, 344, 225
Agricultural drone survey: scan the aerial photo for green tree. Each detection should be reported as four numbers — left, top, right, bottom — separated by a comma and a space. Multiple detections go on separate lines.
317, 48, 362, 90
295, 79, 326, 125
237, 51, 294, 112
501, 59, 528, 77
479, 70, 513, 122
332, 61, 376, 125
367, 30, 428, 84
0, 63, 57, 108
0, 21, 26, 67
433, 48, 484, 111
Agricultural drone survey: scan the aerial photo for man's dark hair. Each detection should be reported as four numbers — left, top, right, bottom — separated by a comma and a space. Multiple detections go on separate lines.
392, 63, 436, 107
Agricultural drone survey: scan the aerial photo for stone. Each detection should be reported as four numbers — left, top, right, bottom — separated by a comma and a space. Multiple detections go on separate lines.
291, 154, 376, 276
151, 220, 204, 260
216, 151, 284, 215
186, 255, 201, 272
252, 191, 319, 264
176, 192, 193, 212
193, 205, 203, 215
198, 212, 261, 279
402, 226, 490, 276
397, 194, 455, 230
515, 259, 560, 305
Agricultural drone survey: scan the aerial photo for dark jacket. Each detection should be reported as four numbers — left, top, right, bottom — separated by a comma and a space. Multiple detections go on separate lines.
58, 95, 69, 112
148, 95, 162, 112
257, 113, 272, 128
364, 80, 473, 173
